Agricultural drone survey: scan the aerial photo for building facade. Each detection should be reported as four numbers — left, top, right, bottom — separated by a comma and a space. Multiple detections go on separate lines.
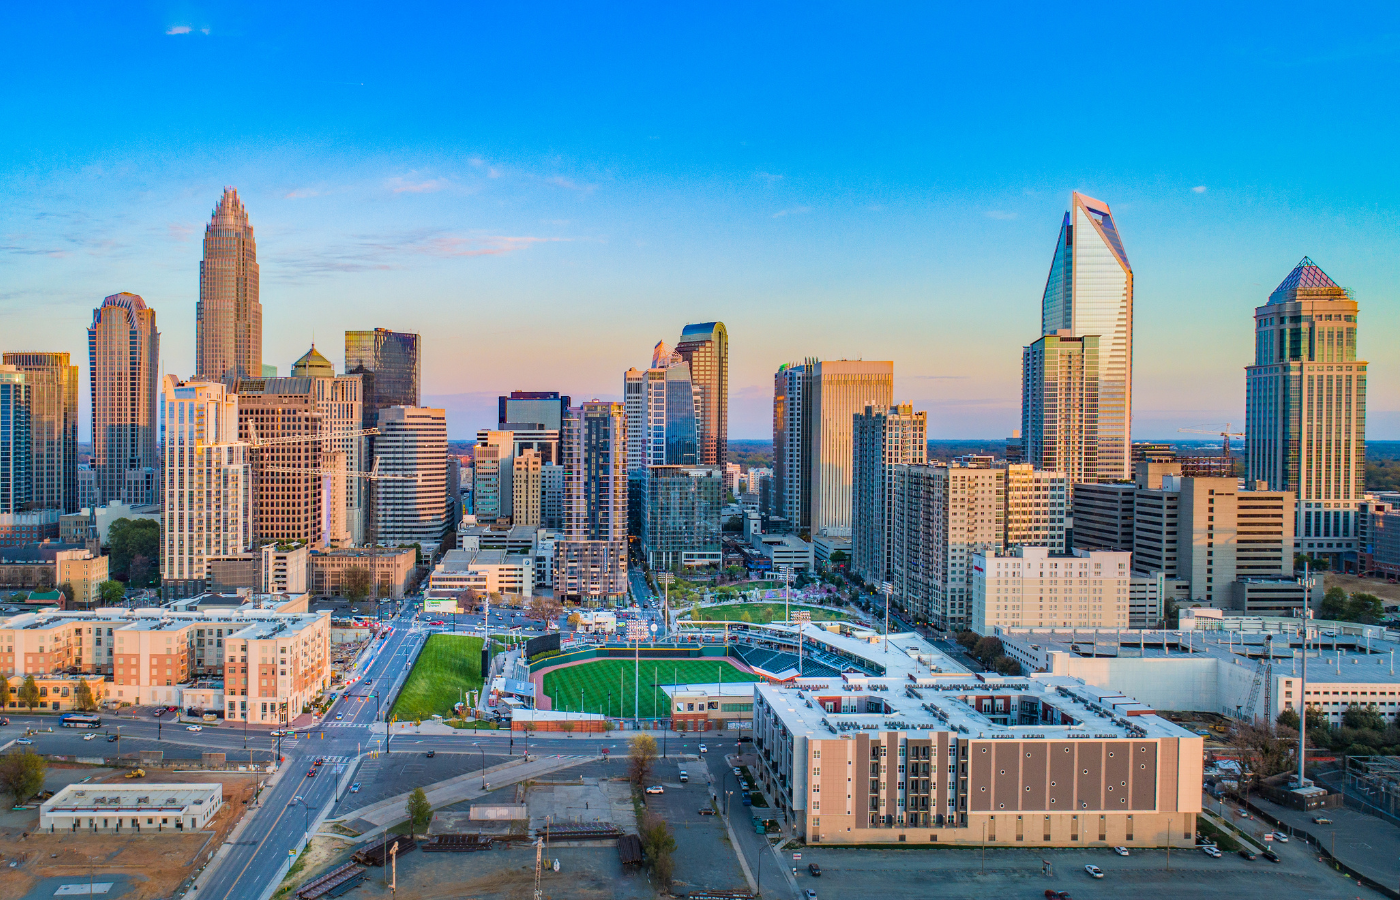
1071, 482, 1137, 552
512, 450, 543, 527
773, 361, 810, 533
643, 465, 722, 570
1021, 333, 1099, 486
236, 377, 323, 546
556, 401, 628, 603
0, 368, 30, 515
309, 546, 416, 599
972, 546, 1131, 634
674, 322, 728, 468
373, 407, 449, 551
346, 328, 420, 427
807, 360, 894, 537
851, 405, 927, 584
89, 293, 160, 507
291, 346, 366, 546
1245, 257, 1366, 569
2, 353, 79, 513
196, 188, 261, 384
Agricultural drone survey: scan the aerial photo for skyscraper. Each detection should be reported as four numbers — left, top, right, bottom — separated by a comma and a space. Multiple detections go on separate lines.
88, 292, 160, 506
0, 367, 31, 514
674, 322, 727, 468
1021, 333, 1099, 486
2, 353, 79, 512
624, 341, 698, 472
772, 361, 810, 532
1038, 192, 1133, 481
1245, 257, 1366, 566
291, 346, 367, 545
806, 360, 894, 536
196, 188, 262, 384
556, 401, 628, 603
851, 404, 927, 583
498, 391, 570, 432
373, 407, 449, 551
643, 465, 722, 571
236, 377, 324, 546
346, 328, 421, 428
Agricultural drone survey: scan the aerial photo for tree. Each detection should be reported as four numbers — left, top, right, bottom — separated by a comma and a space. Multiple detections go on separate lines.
560, 721, 575, 734
98, 581, 126, 607
0, 676, 10, 710
628, 734, 658, 787
73, 679, 97, 712
955, 630, 979, 651
972, 636, 1003, 665
1343, 703, 1387, 732
0, 749, 46, 806
640, 811, 677, 889
57, 582, 75, 608
529, 595, 563, 621
18, 676, 39, 713
342, 567, 373, 603
1319, 587, 1348, 621
405, 787, 432, 838
127, 554, 153, 589
1346, 593, 1385, 624
567, 612, 582, 628
993, 656, 1022, 676
35, 566, 55, 591
108, 518, 160, 586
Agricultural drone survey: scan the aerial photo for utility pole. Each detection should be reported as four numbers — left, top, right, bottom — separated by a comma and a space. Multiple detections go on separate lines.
881, 581, 893, 655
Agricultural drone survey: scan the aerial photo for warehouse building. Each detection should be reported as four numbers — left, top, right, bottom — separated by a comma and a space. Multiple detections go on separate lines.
41, 783, 223, 833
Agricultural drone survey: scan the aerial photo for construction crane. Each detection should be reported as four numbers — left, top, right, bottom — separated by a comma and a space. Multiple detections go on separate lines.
1178, 423, 1245, 459
1242, 634, 1274, 723
533, 836, 543, 900
262, 457, 422, 482
244, 424, 379, 448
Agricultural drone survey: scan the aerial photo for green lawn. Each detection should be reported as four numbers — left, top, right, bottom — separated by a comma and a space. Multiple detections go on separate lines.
542, 658, 758, 719
390, 634, 485, 721
688, 602, 847, 625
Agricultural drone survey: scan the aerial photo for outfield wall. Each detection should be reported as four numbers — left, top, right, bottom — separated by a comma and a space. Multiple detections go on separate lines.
528, 643, 731, 674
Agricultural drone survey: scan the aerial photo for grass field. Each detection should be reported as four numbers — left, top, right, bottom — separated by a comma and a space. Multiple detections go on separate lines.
688, 602, 847, 625
542, 658, 758, 719
390, 634, 485, 721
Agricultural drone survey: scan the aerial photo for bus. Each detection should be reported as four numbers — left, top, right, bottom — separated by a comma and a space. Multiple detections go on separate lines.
60, 713, 102, 729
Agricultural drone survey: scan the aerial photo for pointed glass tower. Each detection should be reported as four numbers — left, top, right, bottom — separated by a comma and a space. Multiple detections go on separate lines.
1037, 192, 1133, 481
196, 187, 261, 384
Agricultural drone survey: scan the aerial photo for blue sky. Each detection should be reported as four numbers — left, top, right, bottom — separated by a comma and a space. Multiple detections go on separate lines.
2, 2, 1397, 440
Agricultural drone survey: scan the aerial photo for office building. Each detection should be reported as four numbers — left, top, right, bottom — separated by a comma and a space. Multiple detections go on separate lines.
346, 328, 420, 427
1072, 482, 1137, 551
236, 377, 323, 546
373, 407, 449, 551
807, 360, 895, 536
42, 783, 224, 834
512, 450, 543, 527
674, 322, 728, 468
1039, 192, 1133, 481
291, 345, 366, 546
428, 548, 535, 598
498, 390, 570, 433
89, 292, 160, 507
773, 361, 810, 532
3, 353, 79, 513
1004, 465, 1069, 552
160, 378, 250, 598
971, 546, 1131, 634
1245, 257, 1367, 568
0, 368, 30, 515
309, 546, 416, 599
555, 401, 627, 603
1021, 333, 1099, 485
624, 342, 698, 473
851, 405, 927, 583
196, 188, 262, 384
643, 465, 722, 570
471, 431, 512, 520
541, 464, 564, 530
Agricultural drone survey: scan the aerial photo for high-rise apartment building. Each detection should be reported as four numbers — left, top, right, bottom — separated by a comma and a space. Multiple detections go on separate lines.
643, 465, 723, 571
851, 404, 927, 583
772, 362, 809, 532
972, 546, 1131, 633
373, 407, 449, 551
472, 431, 513, 520
88, 293, 160, 507
236, 378, 323, 546
1004, 464, 1069, 552
1245, 257, 1366, 567
674, 322, 727, 468
541, 464, 564, 530
0, 368, 31, 514
290, 346, 366, 546
346, 329, 421, 428
556, 401, 628, 603
1071, 482, 1137, 552
624, 342, 698, 472
806, 360, 894, 536
1021, 334, 1099, 485
196, 188, 261, 384
512, 450, 544, 527
2, 354, 78, 513
1038, 192, 1133, 481
160, 377, 250, 598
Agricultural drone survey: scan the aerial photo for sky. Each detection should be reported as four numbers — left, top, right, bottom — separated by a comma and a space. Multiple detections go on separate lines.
2, 3, 1397, 441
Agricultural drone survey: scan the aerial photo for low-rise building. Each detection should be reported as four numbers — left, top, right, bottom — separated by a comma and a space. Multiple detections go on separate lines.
660, 682, 754, 732
750, 533, 813, 574
261, 543, 310, 594
0, 673, 110, 712
310, 547, 416, 599
41, 783, 223, 834
428, 549, 534, 598
55, 549, 108, 609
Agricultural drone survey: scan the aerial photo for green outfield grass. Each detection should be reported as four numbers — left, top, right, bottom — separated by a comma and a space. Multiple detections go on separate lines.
390, 634, 485, 721
542, 658, 759, 719
688, 602, 847, 625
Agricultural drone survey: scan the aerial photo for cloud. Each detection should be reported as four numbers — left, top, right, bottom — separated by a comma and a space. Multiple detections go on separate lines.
386, 176, 449, 194
468, 158, 503, 179
903, 374, 970, 381
1192, 185, 1208, 194
755, 171, 783, 184
166, 25, 192, 34
268, 229, 569, 280
984, 210, 1018, 220
771, 206, 811, 218
419, 235, 566, 258
545, 175, 595, 195
167, 222, 196, 241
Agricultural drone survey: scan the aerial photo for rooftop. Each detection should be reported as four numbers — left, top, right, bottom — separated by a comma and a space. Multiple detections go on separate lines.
44, 782, 220, 814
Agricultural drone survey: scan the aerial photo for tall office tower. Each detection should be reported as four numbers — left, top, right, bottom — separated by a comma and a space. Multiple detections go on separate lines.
346, 328, 421, 428
512, 450, 544, 527
373, 407, 449, 551
624, 342, 698, 471
291, 346, 366, 545
471, 431, 513, 520
541, 464, 564, 530
806, 360, 894, 536
196, 188, 261, 384
498, 390, 570, 432
851, 405, 928, 583
88, 292, 160, 506
1071, 482, 1137, 551
772, 362, 810, 532
1004, 464, 1069, 552
2, 353, 78, 512
235, 377, 323, 545
1021, 334, 1099, 485
1245, 257, 1367, 568
675, 322, 728, 468
643, 465, 723, 571
555, 401, 628, 603
0, 368, 31, 514
1039, 192, 1133, 481
160, 377, 250, 598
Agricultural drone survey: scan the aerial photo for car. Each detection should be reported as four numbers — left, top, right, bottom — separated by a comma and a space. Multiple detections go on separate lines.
426, 750, 436, 758
698, 807, 715, 815
82, 733, 96, 741
314, 758, 324, 766
1312, 815, 1333, 825
167, 706, 177, 712
805, 891, 818, 900
1270, 831, 1288, 842
0, 717, 8, 726
808, 862, 821, 876
1084, 864, 1103, 879
1238, 848, 1257, 860
270, 730, 285, 737
698, 743, 707, 753
335, 713, 343, 720
186, 725, 202, 732
1201, 845, 1222, 858
733, 767, 742, 776
1261, 848, 1280, 863
153, 709, 165, 718
15, 738, 32, 745
107, 733, 119, 741
306, 769, 317, 777
645, 785, 664, 794
350, 783, 361, 793
1112, 845, 1129, 856
1044, 892, 1072, 900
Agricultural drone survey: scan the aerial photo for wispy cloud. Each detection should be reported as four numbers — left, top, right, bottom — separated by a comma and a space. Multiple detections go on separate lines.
904, 374, 970, 381
166, 25, 192, 34
545, 175, 595, 195
167, 223, 196, 242
468, 157, 502, 179
771, 206, 811, 218
386, 176, 449, 194
984, 210, 1018, 220
285, 188, 322, 199
268, 229, 569, 280
755, 171, 783, 184
1192, 185, 1208, 194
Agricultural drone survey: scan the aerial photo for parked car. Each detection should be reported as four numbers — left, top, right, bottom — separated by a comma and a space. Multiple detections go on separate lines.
1112, 846, 1129, 856
15, 738, 32, 745
733, 767, 742, 777
1201, 845, 1222, 858
808, 863, 821, 876
804, 891, 817, 900
1238, 848, 1257, 860
107, 733, 120, 741
645, 785, 664, 794
1270, 831, 1288, 842
1261, 848, 1281, 863
426, 750, 436, 758
1083, 864, 1103, 879
698, 807, 715, 816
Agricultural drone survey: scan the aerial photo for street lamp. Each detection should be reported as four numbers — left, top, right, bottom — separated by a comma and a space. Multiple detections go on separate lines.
473, 741, 486, 789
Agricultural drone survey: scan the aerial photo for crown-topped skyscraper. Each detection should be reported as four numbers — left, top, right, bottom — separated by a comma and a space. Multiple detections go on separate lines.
196, 187, 261, 384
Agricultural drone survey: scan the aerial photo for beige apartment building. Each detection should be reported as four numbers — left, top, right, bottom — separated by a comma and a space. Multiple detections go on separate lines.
971, 546, 1131, 634
807, 360, 894, 536
54, 549, 108, 608
113, 619, 195, 706
225, 614, 330, 723
512, 450, 543, 527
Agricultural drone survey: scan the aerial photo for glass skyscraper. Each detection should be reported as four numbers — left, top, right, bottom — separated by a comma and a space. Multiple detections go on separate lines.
346, 328, 421, 429
88, 292, 160, 507
196, 188, 261, 384
675, 322, 727, 468
1039, 192, 1133, 482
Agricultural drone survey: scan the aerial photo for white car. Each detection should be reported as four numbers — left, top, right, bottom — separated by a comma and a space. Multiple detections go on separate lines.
1270, 831, 1289, 842
1112, 846, 1129, 856
698, 744, 708, 753
186, 725, 203, 732
645, 785, 664, 795
1084, 864, 1104, 879
15, 738, 32, 744
1201, 845, 1222, 858
83, 733, 96, 741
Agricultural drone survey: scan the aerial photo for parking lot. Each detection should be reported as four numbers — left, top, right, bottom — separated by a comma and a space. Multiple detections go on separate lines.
331, 748, 510, 816
641, 757, 751, 895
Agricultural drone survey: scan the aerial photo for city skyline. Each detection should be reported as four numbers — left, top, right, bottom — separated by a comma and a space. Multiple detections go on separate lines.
2, 6, 1396, 442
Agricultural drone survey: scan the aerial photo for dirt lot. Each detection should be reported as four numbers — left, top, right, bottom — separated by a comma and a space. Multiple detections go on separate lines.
0, 768, 259, 900
1325, 572, 1400, 606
